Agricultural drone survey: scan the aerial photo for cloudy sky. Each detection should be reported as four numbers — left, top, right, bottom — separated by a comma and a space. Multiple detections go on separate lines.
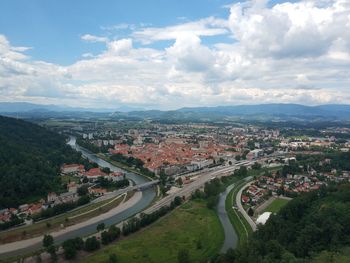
0, 0, 350, 110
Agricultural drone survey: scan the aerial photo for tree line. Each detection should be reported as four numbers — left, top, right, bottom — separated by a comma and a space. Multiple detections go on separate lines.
41, 196, 183, 262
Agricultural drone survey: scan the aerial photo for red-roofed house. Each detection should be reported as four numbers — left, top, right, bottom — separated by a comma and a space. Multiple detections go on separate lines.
85, 168, 108, 180
61, 164, 81, 174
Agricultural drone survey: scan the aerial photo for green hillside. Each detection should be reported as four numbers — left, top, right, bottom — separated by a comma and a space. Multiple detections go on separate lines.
0, 116, 84, 209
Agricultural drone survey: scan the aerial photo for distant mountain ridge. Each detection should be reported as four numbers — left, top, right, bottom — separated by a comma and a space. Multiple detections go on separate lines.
115, 104, 350, 121
178, 104, 350, 117
0, 102, 143, 113
1, 102, 350, 121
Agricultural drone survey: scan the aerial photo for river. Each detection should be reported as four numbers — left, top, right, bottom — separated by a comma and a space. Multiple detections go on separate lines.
217, 184, 238, 252
0, 138, 157, 259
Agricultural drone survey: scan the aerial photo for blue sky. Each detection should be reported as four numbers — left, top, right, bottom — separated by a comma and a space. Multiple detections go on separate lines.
0, 0, 234, 64
0, 0, 295, 65
0, 0, 349, 109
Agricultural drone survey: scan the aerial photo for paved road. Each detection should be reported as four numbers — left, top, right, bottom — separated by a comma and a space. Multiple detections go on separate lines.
0, 152, 284, 259
0, 191, 142, 258
0, 139, 157, 259
236, 181, 257, 231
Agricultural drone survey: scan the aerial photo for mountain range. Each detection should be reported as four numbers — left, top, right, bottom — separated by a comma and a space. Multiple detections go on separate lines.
1, 102, 350, 121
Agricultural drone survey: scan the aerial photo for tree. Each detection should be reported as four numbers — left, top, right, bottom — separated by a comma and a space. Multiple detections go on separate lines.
43, 234, 54, 248
62, 239, 77, 259
235, 166, 248, 177
73, 237, 84, 250
101, 167, 111, 174
178, 249, 190, 263
235, 155, 241, 161
97, 222, 105, 232
207, 195, 218, 209
84, 236, 100, 252
247, 207, 254, 217
77, 195, 90, 206
176, 177, 183, 187
82, 176, 89, 184
108, 225, 121, 241
77, 185, 89, 196
174, 196, 182, 206
101, 230, 111, 245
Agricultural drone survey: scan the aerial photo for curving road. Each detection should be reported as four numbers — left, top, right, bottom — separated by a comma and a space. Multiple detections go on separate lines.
236, 181, 257, 231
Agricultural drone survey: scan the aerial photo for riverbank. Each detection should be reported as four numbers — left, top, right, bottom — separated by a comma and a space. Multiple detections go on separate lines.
0, 191, 142, 260
0, 192, 134, 244
96, 153, 156, 182
0, 138, 157, 260
80, 200, 224, 263
225, 179, 253, 245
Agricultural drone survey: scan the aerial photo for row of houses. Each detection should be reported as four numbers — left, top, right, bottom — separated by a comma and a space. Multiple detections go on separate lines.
61, 164, 125, 182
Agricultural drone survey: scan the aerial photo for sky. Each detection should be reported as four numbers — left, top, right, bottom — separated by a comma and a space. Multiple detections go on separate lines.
0, 0, 350, 110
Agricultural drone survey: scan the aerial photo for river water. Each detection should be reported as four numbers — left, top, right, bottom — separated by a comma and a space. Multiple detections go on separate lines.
0, 137, 157, 259
217, 184, 238, 252
70, 137, 238, 251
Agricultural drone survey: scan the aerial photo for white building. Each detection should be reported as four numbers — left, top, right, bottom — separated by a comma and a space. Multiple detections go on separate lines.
256, 212, 272, 225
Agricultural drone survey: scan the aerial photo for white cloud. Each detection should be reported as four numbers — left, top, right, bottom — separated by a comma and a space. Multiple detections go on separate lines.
132, 17, 228, 44
1, 0, 350, 109
81, 34, 108, 43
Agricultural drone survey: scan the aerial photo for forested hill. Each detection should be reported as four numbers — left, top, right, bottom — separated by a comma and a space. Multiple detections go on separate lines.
0, 116, 84, 209
219, 184, 350, 263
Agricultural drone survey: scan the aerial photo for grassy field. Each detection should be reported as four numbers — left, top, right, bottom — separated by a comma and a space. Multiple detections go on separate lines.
0, 192, 133, 244
263, 198, 290, 214
80, 200, 224, 263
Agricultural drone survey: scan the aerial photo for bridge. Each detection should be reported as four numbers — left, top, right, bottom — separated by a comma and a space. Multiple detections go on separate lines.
132, 180, 160, 190
103, 180, 160, 198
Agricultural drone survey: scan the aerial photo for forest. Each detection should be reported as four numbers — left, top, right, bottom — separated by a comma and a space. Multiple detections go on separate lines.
217, 183, 350, 263
0, 116, 86, 209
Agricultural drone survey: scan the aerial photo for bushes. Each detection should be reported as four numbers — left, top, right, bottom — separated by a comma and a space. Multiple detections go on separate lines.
0, 215, 24, 231
101, 226, 121, 245
123, 196, 182, 236
33, 196, 90, 221
207, 195, 219, 209
192, 178, 223, 210
84, 236, 101, 252
43, 234, 54, 248
110, 153, 155, 178
58, 196, 182, 260
96, 176, 130, 189
62, 240, 77, 259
